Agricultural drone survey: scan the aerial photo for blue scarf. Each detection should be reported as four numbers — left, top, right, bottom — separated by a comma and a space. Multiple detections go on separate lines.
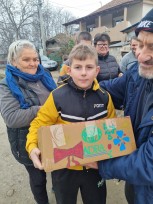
5, 64, 57, 109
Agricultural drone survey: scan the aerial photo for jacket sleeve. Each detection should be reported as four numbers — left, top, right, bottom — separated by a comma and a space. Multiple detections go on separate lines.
59, 64, 69, 76
99, 74, 128, 109
98, 134, 153, 185
26, 92, 59, 154
112, 55, 122, 74
117, 62, 122, 74
120, 54, 128, 73
0, 83, 39, 128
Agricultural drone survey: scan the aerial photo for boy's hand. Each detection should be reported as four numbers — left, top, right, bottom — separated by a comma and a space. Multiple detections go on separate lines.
85, 162, 98, 169
30, 148, 44, 170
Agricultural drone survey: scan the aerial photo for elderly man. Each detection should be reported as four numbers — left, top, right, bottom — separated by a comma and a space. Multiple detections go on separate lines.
87, 9, 153, 204
120, 36, 139, 73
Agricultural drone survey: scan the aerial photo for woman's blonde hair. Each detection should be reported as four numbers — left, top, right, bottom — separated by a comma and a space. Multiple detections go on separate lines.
7, 40, 37, 64
69, 44, 98, 66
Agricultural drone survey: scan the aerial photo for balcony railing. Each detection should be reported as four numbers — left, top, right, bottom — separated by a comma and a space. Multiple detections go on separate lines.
90, 21, 130, 42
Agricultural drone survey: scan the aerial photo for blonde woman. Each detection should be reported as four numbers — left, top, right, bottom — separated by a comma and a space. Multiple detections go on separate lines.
0, 40, 56, 204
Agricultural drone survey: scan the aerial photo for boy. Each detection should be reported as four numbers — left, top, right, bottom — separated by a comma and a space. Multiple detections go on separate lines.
26, 44, 116, 204
59, 31, 92, 77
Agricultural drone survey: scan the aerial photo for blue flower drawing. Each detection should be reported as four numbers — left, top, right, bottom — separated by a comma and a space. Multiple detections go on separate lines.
113, 130, 130, 151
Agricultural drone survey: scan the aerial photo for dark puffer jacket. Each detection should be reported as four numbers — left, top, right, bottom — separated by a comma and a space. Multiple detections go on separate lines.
97, 52, 121, 82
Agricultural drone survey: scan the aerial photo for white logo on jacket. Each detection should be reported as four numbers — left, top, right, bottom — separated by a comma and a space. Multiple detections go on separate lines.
94, 104, 104, 108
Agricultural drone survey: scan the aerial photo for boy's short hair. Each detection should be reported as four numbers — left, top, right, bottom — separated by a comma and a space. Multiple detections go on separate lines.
94, 33, 111, 45
69, 44, 98, 66
75, 31, 92, 44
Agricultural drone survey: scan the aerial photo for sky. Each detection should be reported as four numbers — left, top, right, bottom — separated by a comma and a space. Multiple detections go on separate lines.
49, 0, 112, 18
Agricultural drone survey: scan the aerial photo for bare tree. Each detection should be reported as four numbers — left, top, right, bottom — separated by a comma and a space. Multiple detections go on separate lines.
42, 2, 76, 37
0, 0, 77, 54
0, 0, 37, 53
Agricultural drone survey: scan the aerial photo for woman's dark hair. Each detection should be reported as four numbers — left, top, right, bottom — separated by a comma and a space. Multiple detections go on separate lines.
94, 33, 111, 46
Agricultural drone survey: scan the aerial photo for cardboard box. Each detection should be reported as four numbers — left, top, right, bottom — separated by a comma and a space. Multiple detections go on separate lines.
38, 117, 136, 172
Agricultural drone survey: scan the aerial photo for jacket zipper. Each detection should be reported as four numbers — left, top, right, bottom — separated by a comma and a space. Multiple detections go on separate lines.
83, 90, 87, 120
83, 90, 86, 98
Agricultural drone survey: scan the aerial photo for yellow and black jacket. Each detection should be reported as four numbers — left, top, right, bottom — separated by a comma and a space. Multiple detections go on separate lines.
26, 76, 116, 170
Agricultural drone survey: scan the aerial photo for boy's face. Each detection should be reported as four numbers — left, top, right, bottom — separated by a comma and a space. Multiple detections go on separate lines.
68, 57, 100, 90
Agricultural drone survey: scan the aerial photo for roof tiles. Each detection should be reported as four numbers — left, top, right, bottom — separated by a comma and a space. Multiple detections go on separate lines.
90, 0, 139, 15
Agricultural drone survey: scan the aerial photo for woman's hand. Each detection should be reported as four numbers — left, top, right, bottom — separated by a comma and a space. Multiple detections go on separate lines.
30, 148, 44, 170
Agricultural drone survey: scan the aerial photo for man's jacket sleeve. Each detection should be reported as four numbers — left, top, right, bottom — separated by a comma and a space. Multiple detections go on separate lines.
120, 54, 128, 73
99, 73, 128, 109
98, 135, 153, 185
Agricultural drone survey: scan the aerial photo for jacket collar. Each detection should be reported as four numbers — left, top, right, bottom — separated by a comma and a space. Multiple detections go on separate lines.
59, 75, 100, 91
98, 52, 109, 60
